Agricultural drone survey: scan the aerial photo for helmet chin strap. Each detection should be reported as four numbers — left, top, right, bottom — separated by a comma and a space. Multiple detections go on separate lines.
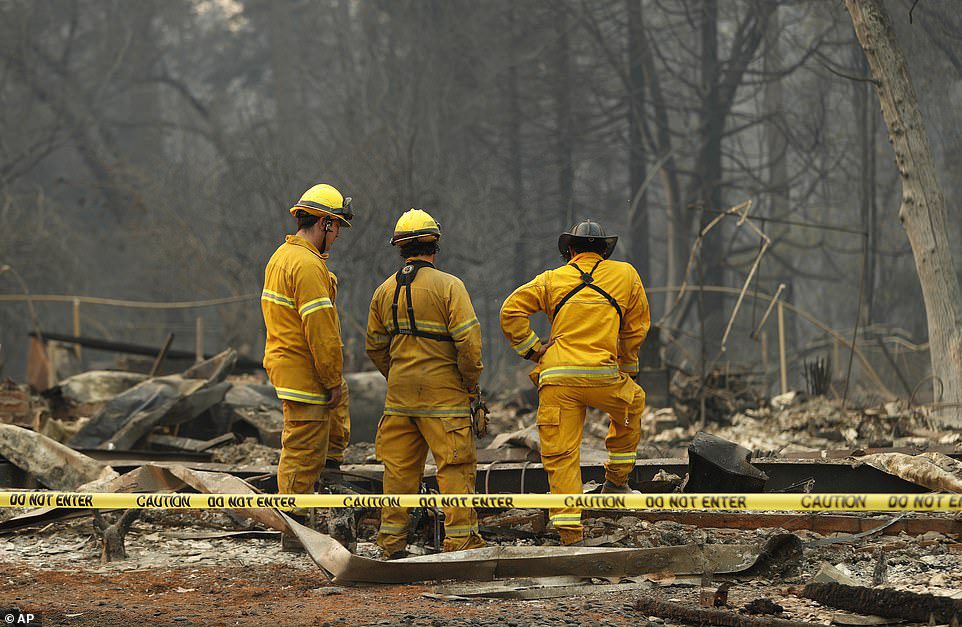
318, 217, 332, 255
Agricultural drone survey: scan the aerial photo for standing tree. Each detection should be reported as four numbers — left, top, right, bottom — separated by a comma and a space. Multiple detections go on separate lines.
626, 0, 649, 281
845, 0, 962, 423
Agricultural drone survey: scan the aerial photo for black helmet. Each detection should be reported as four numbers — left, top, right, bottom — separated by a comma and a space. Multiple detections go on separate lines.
558, 219, 618, 261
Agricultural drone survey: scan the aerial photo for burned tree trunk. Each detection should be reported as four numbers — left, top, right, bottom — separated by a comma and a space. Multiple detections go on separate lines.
852, 41, 878, 327
93, 509, 142, 562
626, 0, 649, 281
695, 0, 725, 300
555, 6, 575, 231
507, 5, 526, 287
845, 0, 962, 424
634, 6, 682, 294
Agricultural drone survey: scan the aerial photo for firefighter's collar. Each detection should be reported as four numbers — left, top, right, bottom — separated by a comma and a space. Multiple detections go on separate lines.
286, 235, 329, 260
569, 251, 604, 264
403, 258, 435, 268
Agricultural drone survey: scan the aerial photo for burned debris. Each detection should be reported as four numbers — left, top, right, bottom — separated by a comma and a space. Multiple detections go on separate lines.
685, 432, 769, 493
2, 0, 962, 621
93, 508, 141, 563
1, 344, 961, 626
630, 596, 816, 627
801, 582, 962, 624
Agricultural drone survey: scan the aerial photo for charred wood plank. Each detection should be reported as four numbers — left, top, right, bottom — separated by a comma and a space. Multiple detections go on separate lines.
801, 582, 962, 623
630, 596, 818, 626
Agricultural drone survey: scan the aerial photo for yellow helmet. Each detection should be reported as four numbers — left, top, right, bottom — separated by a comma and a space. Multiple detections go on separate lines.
390, 209, 441, 246
290, 183, 354, 227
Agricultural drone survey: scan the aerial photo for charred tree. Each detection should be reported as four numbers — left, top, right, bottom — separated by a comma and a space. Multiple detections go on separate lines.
626, 0, 649, 280
507, 5, 526, 287
93, 508, 142, 563
845, 0, 962, 423
268, 0, 303, 159
693, 0, 725, 327
764, 10, 789, 224
853, 41, 878, 327
683, 0, 773, 342
555, 6, 575, 231
634, 8, 683, 295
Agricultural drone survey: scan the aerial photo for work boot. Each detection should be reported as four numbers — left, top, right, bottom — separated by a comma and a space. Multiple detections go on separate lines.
318, 460, 343, 490
558, 528, 584, 546
442, 533, 486, 552
601, 480, 640, 495
378, 547, 409, 561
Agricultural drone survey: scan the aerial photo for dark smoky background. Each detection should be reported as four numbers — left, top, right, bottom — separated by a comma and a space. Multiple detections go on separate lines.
1, 0, 959, 399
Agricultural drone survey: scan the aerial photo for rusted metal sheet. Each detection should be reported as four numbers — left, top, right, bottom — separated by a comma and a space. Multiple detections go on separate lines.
292, 517, 800, 584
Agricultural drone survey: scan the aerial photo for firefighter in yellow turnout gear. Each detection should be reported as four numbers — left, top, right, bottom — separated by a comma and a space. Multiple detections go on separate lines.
262, 183, 354, 499
366, 209, 486, 557
500, 220, 650, 545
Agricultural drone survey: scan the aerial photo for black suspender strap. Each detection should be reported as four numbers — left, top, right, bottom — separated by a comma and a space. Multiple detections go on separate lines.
552, 259, 623, 326
551, 260, 598, 317
391, 280, 404, 336
390, 261, 455, 343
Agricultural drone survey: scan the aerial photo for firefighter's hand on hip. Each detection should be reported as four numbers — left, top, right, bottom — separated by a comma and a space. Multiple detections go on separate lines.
527, 337, 556, 363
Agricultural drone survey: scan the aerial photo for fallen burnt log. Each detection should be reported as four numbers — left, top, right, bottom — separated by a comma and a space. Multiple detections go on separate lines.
801, 582, 962, 624
0, 424, 117, 489
631, 596, 818, 626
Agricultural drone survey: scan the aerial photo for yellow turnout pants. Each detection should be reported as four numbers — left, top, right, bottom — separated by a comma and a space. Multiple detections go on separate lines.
537, 375, 645, 544
375, 414, 485, 555
327, 380, 351, 463
277, 400, 331, 496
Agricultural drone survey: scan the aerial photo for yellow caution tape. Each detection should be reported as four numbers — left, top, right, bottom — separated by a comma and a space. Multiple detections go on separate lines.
2, 492, 962, 512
